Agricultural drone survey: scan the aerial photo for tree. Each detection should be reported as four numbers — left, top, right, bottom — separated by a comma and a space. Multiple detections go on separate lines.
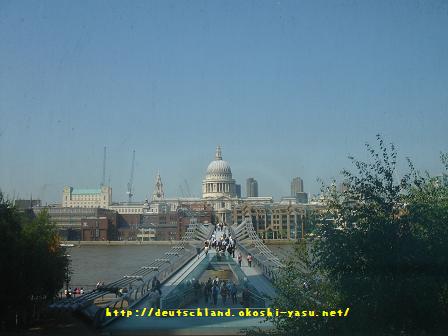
0, 192, 69, 329
402, 153, 448, 332
262, 240, 339, 336
262, 136, 448, 335
0, 192, 23, 327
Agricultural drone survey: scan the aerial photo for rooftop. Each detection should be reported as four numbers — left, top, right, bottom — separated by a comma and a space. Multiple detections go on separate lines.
71, 189, 102, 195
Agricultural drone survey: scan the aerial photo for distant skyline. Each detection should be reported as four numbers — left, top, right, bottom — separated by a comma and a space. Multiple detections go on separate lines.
1, 1, 447, 203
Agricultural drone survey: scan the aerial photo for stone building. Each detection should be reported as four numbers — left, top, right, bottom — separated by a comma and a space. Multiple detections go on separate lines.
232, 201, 324, 240
201, 146, 238, 224
62, 186, 112, 208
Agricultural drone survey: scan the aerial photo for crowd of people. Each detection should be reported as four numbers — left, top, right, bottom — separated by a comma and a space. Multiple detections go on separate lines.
193, 223, 254, 307
189, 277, 251, 308
204, 223, 237, 257
204, 223, 254, 268
204, 234, 236, 258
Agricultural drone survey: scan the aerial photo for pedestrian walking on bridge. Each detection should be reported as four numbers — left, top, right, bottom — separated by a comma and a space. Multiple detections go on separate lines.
212, 284, 219, 305
247, 254, 253, 267
220, 281, 228, 305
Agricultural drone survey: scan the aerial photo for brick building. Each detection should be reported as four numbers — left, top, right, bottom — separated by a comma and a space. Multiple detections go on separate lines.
81, 214, 118, 241
142, 212, 179, 241
33, 207, 117, 241
117, 213, 142, 241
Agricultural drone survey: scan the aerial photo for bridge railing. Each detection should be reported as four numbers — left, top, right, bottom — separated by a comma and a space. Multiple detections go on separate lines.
227, 262, 266, 307
162, 241, 268, 309
96, 223, 213, 326
229, 220, 286, 282
50, 222, 213, 327
161, 253, 212, 309
95, 249, 199, 327
230, 220, 320, 307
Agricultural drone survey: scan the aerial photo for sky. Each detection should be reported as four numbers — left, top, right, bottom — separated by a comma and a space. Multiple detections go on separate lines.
1, 0, 447, 203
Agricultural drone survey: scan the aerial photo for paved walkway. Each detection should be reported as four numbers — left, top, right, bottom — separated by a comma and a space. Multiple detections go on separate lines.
223, 227, 277, 300
161, 245, 209, 297
205, 227, 276, 300
231, 253, 277, 299
105, 226, 277, 335
105, 310, 273, 336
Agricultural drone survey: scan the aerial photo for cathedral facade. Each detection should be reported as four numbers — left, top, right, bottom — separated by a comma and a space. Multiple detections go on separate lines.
149, 145, 274, 225
201, 146, 238, 224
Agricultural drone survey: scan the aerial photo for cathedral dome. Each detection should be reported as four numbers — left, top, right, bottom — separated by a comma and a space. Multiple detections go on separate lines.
206, 160, 232, 175
202, 145, 236, 199
205, 146, 232, 177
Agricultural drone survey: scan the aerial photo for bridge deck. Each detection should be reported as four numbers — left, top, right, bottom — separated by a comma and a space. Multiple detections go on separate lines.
229, 249, 277, 300
104, 309, 273, 336
105, 227, 277, 335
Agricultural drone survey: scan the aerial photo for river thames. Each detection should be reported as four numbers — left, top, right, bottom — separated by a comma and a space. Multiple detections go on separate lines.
65, 244, 295, 290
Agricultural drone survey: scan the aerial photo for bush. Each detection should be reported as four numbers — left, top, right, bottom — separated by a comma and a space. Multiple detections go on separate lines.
264, 136, 448, 335
0, 193, 69, 329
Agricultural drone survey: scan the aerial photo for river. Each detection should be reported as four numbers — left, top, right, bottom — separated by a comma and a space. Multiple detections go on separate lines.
66, 244, 171, 289
66, 244, 296, 290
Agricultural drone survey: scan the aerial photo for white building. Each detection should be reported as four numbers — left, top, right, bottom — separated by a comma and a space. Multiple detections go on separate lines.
62, 186, 112, 208
202, 146, 236, 199
61, 146, 282, 226
149, 145, 275, 224
200, 146, 239, 223
109, 203, 145, 214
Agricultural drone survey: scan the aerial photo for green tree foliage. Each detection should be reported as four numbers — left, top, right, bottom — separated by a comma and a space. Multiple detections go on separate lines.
402, 154, 448, 332
0, 193, 69, 329
264, 136, 448, 335
262, 240, 340, 336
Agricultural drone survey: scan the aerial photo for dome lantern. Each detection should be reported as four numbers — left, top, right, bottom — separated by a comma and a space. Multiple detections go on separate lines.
215, 145, 222, 160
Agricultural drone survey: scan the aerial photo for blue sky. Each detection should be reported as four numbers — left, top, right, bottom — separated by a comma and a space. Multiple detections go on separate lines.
1, 0, 447, 203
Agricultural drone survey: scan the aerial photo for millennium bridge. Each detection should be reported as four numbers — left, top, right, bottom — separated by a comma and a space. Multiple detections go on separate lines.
51, 220, 298, 335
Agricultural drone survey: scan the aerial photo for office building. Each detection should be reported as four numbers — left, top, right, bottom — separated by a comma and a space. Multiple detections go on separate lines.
235, 184, 241, 198
246, 178, 258, 197
291, 177, 304, 196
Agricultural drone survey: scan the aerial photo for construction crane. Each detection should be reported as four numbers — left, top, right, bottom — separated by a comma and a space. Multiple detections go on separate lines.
184, 179, 192, 197
178, 184, 186, 197
127, 150, 135, 203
